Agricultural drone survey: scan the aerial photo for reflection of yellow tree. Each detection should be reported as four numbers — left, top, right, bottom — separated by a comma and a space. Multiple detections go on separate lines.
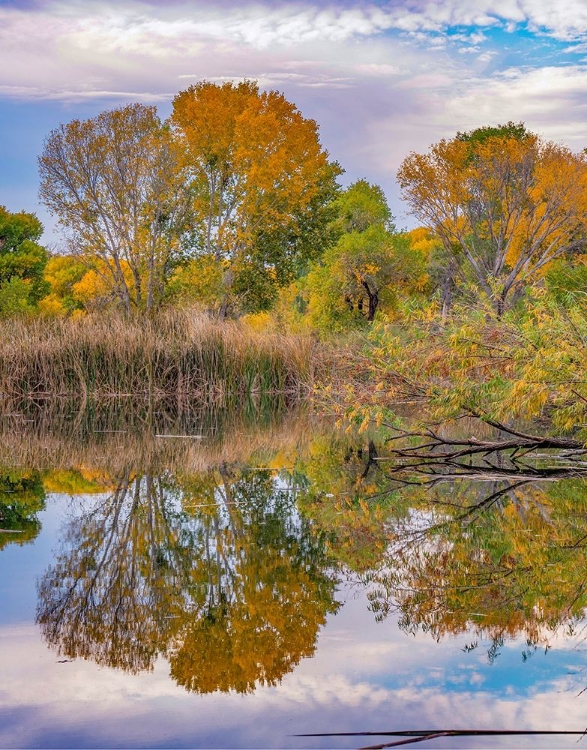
36, 465, 338, 691
363, 475, 587, 656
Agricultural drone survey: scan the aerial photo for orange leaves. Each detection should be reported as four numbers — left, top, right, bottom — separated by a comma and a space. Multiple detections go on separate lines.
171, 81, 334, 264
398, 125, 587, 313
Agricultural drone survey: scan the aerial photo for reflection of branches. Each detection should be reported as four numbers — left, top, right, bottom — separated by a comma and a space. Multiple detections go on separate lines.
37, 471, 190, 673
36, 466, 339, 693
305, 432, 587, 659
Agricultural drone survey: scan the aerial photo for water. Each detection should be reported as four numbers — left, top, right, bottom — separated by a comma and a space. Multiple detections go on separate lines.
1, 404, 587, 748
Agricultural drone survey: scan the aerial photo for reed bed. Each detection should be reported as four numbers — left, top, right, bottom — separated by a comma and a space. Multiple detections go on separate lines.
0, 310, 324, 399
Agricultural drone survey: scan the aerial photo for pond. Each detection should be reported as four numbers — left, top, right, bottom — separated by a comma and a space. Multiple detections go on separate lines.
1, 402, 587, 749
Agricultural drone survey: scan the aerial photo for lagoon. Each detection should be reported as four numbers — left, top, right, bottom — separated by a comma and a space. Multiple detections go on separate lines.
1, 404, 587, 749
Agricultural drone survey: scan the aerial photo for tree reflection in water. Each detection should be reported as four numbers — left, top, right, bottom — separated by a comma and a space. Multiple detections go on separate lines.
0, 471, 45, 550
299, 437, 587, 661
24, 412, 587, 688
36, 465, 339, 692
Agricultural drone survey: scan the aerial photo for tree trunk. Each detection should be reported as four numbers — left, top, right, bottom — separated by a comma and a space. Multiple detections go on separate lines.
361, 281, 379, 322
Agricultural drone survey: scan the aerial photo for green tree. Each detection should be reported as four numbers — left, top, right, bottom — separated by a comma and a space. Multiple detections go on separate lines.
0, 207, 48, 317
305, 181, 424, 331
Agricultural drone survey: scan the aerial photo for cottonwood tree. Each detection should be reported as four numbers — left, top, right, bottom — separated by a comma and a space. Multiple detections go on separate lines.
171, 81, 341, 316
397, 123, 587, 315
39, 104, 190, 314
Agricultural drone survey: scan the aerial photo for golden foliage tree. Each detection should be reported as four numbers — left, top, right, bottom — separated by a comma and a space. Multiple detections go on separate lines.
171, 81, 341, 316
39, 104, 190, 314
398, 124, 587, 314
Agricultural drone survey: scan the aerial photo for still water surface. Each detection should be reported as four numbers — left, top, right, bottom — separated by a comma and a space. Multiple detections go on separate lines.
1, 405, 587, 748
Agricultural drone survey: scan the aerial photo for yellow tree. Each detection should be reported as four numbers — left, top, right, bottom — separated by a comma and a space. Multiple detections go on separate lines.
398, 123, 587, 315
171, 81, 341, 316
39, 104, 190, 314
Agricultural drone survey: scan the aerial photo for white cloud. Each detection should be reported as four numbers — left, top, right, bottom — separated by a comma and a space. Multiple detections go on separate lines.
4, 0, 587, 236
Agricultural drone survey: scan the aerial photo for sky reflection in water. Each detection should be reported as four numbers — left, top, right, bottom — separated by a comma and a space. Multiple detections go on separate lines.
1, 407, 587, 749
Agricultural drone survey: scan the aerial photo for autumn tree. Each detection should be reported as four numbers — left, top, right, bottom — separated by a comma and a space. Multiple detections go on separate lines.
171, 81, 341, 316
0, 207, 48, 317
39, 104, 190, 315
397, 123, 587, 315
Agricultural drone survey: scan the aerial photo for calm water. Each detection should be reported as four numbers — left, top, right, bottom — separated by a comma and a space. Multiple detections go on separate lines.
2, 404, 587, 749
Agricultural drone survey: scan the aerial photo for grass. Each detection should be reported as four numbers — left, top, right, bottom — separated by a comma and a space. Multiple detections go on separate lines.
0, 309, 323, 400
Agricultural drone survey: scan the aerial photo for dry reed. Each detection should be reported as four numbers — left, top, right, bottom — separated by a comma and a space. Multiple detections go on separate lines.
0, 310, 323, 399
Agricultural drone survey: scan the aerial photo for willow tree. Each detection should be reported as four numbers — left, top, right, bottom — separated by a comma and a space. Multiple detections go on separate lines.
39, 104, 190, 314
397, 124, 587, 315
171, 81, 341, 316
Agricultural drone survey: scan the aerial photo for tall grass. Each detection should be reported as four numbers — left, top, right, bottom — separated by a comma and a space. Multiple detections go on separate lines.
0, 310, 324, 399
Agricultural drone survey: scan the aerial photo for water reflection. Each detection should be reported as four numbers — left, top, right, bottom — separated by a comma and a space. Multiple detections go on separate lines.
303, 438, 587, 662
2, 403, 587, 698
36, 465, 339, 692
0, 470, 45, 550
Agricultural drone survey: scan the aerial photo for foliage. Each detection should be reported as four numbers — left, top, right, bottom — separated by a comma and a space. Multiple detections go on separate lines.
171, 80, 341, 316
0, 206, 48, 317
39, 104, 190, 314
398, 125, 587, 315
165, 255, 224, 310
39, 255, 134, 316
304, 181, 426, 334
349, 294, 587, 440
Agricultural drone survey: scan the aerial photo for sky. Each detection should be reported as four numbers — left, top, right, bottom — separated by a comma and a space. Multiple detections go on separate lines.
3, 0, 587, 244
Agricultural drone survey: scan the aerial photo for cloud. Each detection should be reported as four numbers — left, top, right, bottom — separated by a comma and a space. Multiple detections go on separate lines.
4, 0, 587, 237
2, 614, 587, 749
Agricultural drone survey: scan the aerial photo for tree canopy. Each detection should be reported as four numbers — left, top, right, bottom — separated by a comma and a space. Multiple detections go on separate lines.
398, 125, 587, 314
39, 104, 190, 314
0, 206, 48, 317
171, 80, 342, 315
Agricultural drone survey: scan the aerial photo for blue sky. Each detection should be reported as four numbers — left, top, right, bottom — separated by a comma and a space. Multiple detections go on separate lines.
3, 0, 587, 243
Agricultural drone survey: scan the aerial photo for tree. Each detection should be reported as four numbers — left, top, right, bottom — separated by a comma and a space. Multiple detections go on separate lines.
0, 207, 48, 317
397, 123, 587, 315
305, 180, 424, 331
171, 81, 341, 316
39, 104, 190, 315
